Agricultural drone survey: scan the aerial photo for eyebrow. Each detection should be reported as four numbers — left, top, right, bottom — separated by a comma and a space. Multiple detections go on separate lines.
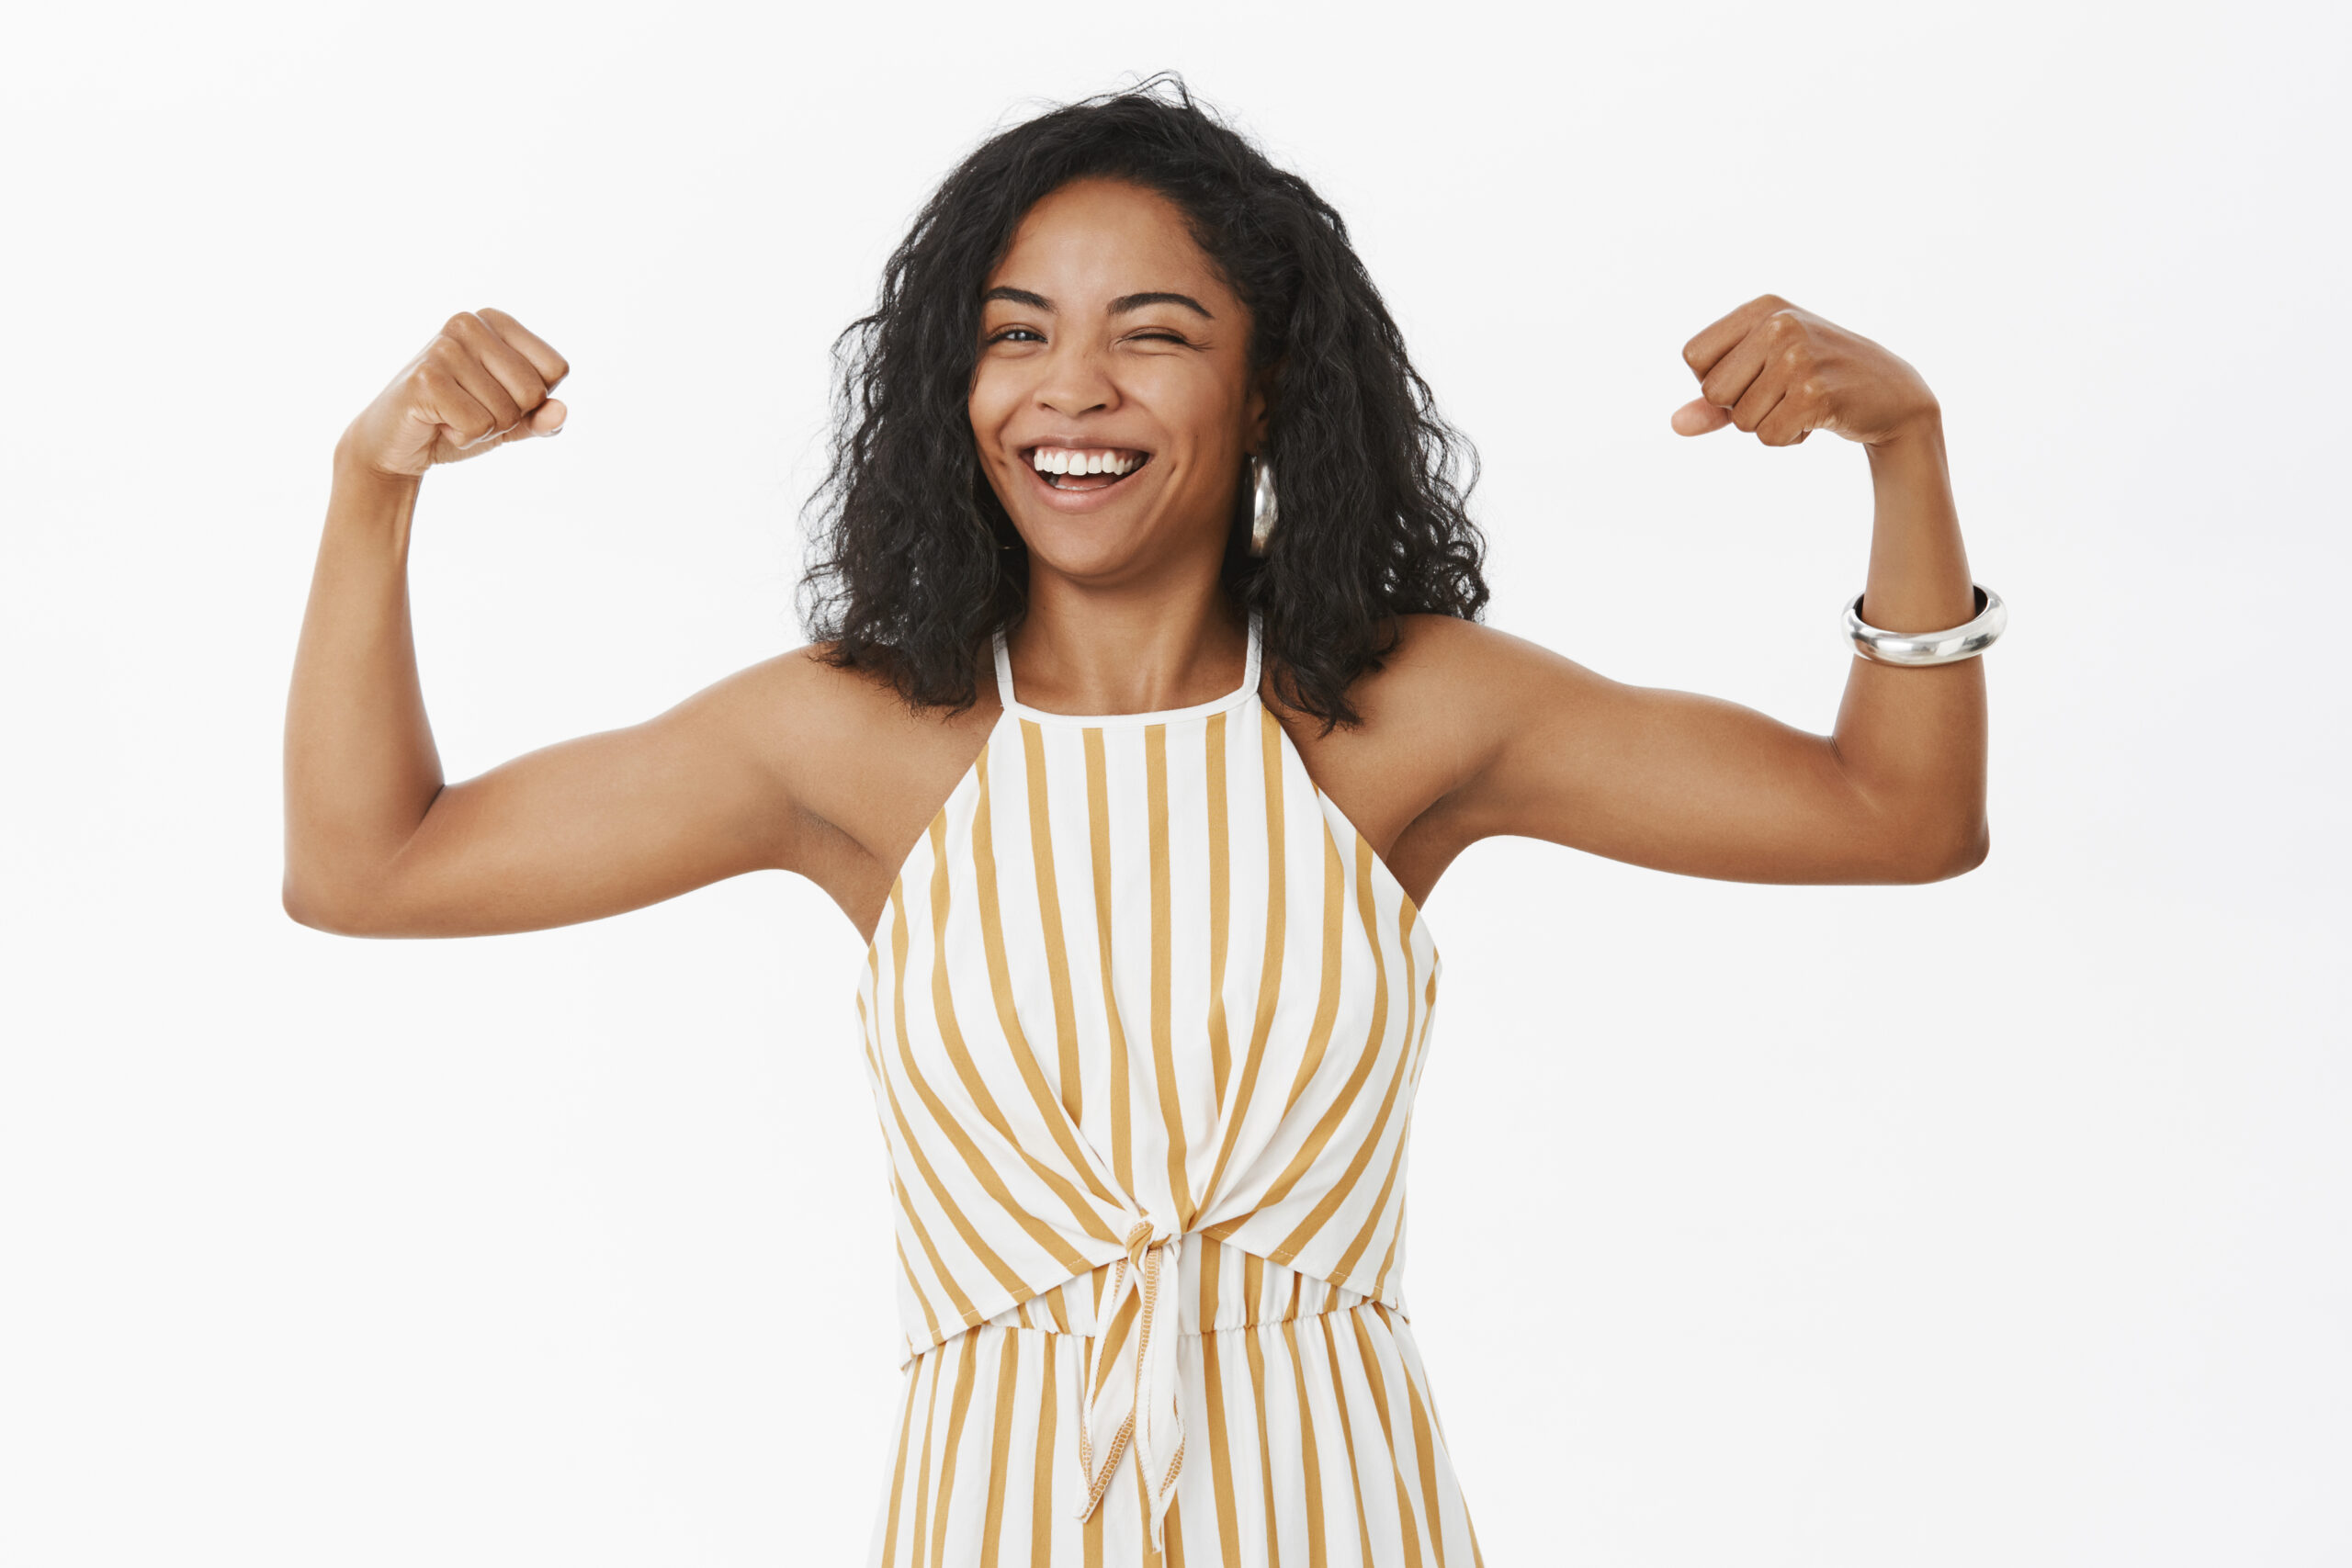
981, 287, 1214, 320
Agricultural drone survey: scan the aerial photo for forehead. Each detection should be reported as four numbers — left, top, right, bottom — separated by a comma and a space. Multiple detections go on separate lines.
987, 177, 1233, 306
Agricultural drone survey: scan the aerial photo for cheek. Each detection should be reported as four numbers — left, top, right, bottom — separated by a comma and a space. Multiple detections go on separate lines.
1136, 364, 1248, 455
967, 366, 1018, 450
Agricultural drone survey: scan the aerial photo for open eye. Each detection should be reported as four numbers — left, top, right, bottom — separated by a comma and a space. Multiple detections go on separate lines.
989, 327, 1045, 344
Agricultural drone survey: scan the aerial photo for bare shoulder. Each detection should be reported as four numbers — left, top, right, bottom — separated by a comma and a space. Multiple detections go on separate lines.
1384, 611, 1601, 689
1265, 615, 1531, 897
1291, 613, 1597, 772
704, 639, 944, 762
702, 637, 997, 937
1269, 613, 1612, 908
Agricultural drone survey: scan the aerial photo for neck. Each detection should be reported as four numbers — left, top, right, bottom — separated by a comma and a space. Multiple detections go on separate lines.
1003, 578, 1251, 716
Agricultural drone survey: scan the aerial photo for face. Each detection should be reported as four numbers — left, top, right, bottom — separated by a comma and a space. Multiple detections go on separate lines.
969, 177, 1265, 586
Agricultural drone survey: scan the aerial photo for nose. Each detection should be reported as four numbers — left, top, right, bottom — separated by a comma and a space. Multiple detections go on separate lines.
1035, 336, 1118, 419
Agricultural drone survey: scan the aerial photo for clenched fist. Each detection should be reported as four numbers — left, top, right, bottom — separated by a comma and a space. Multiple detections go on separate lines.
1670, 295, 1937, 447
338, 308, 571, 479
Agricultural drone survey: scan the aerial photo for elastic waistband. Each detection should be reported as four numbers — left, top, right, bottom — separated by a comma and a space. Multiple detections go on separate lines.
949, 1235, 1385, 1344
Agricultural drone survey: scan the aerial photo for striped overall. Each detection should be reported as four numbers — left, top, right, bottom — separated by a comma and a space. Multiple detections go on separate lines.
857, 609, 1482, 1567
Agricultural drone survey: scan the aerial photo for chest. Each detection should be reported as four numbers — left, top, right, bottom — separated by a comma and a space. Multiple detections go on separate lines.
873, 699, 1440, 970
855, 696, 1442, 1226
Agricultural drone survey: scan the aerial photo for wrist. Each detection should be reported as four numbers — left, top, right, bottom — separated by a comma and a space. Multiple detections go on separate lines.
332, 431, 426, 494
1865, 404, 1945, 460
327, 441, 424, 548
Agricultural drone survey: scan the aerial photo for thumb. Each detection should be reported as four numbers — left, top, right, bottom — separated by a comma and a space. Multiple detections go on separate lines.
498, 397, 568, 445
1670, 397, 1731, 436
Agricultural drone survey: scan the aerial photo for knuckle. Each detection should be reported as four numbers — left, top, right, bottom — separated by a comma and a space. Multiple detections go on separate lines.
1680, 338, 1707, 370
1798, 376, 1825, 402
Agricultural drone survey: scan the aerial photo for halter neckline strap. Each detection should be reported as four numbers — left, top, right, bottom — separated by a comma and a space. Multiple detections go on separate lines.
992, 609, 1262, 727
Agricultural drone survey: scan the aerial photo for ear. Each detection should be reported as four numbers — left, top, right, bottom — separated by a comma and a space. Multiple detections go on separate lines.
1244, 358, 1281, 450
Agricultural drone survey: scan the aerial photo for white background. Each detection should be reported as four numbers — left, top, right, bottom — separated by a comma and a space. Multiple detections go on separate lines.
4, 3, 2345, 1564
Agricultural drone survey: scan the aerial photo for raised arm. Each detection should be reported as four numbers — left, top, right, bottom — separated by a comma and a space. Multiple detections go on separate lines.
282, 310, 809, 937
1438, 294, 1989, 885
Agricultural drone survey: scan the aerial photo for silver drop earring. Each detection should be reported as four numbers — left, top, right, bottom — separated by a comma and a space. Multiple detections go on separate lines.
1248, 454, 1279, 557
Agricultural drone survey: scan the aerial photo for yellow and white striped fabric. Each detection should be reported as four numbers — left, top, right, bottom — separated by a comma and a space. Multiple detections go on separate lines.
855, 608, 1482, 1566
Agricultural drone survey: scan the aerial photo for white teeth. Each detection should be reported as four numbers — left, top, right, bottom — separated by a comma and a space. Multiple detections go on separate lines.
1029, 447, 1145, 479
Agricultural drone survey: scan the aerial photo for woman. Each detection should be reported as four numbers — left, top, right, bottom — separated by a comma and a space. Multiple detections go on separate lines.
285, 79, 1992, 1568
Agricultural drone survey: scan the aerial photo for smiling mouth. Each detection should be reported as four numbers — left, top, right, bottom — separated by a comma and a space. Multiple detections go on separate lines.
1027, 446, 1151, 491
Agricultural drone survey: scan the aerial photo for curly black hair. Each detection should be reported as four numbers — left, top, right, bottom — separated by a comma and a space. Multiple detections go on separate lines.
796, 73, 1488, 732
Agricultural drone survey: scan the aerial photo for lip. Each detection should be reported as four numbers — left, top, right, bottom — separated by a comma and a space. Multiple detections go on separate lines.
1012, 443, 1156, 514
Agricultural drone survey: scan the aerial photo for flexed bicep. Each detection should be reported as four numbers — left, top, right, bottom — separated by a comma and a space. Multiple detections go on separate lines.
1441, 628, 1941, 886
291, 657, 812, 939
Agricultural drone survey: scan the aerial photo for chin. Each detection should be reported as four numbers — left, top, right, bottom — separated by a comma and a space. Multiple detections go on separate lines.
1015, 520, 1161, 581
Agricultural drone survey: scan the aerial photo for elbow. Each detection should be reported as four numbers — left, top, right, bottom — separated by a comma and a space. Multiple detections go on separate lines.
282, 868, 321, 930
282, 868, 392, 936
282, 873, 347, 933
1889, 817, 1991, 884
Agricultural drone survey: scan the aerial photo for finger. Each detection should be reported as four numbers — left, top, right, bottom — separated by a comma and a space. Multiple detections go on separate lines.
418, 360, 500, 447
475, 307, 571, 390
1697, 325, 1773, 411
1754, 392, 1814, 446
1670, 397, 1732, 435
450, 310, 550, 413
1728, 357, 1791, 434
432, 324, 526, 438
1679, 293, 1792, 379
445, 349, 526, 441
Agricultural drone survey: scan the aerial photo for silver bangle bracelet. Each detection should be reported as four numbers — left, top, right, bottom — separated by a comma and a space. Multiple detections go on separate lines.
1843, 583, 2007, 665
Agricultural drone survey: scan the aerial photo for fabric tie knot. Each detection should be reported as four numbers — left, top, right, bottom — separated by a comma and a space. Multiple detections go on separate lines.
1071, 1217, 1186, 1551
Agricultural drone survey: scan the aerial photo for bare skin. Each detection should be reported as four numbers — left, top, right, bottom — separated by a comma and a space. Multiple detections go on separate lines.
283, 177, 1984, 944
